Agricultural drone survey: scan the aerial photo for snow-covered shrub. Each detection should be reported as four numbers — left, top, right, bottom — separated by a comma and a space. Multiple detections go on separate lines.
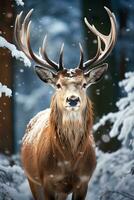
94, 72, 134, 149
87, 72, 134, 200
87, 148, 134, 200
0, 155, 31, 200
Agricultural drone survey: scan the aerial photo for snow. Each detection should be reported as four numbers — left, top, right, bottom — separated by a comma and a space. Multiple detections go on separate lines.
0, 83, 12, 97
22, 108, 50, 145
87, 148, 134, 200
14, 0, 24, 6
0, 36, 31, 67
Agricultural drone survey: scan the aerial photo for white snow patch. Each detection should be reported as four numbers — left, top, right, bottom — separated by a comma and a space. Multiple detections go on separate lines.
0, 83, 12, 97
0, 36, 31, 67
14, 0, 24, 6
93, 112, 117, 132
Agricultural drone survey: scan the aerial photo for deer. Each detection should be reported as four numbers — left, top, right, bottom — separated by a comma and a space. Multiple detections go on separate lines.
14, 7, 117, 200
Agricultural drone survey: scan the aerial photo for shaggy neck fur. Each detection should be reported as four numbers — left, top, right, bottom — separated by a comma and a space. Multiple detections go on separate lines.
50, 95, 93, 154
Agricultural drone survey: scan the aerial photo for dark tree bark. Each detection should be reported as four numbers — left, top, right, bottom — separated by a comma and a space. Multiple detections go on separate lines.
0, 0, 15, 154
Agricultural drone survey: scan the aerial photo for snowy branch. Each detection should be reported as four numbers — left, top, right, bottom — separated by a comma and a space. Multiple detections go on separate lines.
0, 36, 31, 67
100, 190, 134, 200
93, 72, 134, 148
0, 83, 12, 98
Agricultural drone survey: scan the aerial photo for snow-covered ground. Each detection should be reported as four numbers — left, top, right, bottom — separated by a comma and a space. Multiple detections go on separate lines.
0, 148, 133, 200
87, 148, 134, 200
0, 155, 31, 200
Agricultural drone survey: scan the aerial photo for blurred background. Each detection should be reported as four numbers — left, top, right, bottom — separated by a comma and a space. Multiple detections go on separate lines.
0, 0, 134, 154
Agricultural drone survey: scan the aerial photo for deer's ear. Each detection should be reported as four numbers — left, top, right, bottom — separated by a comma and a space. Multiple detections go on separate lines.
85, 63, 108, 86
34, 66, 57, 85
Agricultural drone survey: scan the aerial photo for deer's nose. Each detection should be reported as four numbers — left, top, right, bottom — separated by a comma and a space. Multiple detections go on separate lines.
66, 96, 80, 107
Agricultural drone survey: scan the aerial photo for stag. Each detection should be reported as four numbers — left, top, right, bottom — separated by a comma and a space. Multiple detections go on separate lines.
14, 7, 117, 200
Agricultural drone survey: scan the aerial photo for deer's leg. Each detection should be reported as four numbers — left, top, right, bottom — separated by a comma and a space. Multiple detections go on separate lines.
43, 189, 56, 200
72, 183, 88, 200
56, 193, 67, 200
28, 178, 44, 200
43, 189, 67, 200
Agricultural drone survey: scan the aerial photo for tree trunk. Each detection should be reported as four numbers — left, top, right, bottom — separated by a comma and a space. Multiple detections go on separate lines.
0, 0, 15, 154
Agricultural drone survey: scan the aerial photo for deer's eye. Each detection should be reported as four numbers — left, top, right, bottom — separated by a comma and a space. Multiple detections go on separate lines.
56, 83, 62, 89
82, 83, 87, 88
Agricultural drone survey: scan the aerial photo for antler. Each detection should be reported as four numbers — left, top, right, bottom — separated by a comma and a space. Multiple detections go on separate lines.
14, 9, 64, 74
14, 7, 117, 74
78, 7, 117, 72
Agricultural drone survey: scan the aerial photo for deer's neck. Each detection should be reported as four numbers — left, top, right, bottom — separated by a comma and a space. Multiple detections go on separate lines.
49, 96, 93, 154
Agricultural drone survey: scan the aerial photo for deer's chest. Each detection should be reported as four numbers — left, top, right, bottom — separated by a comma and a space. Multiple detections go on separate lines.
39, 144, 95, 193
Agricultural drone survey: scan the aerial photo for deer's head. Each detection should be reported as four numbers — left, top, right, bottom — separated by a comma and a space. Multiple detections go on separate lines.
14, 7, 117, 113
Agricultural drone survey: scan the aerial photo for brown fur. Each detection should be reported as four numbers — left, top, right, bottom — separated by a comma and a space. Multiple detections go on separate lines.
21, 94, 96, 200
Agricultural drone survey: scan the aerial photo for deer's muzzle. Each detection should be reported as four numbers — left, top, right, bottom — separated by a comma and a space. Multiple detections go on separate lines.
66, 96, 80, 107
